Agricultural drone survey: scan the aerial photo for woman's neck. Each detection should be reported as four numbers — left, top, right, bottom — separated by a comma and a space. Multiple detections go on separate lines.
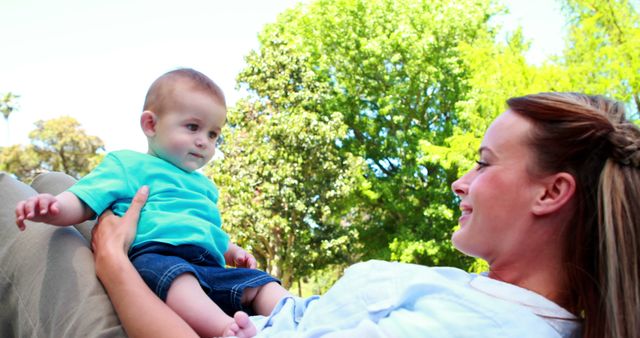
488, 238, 571, 309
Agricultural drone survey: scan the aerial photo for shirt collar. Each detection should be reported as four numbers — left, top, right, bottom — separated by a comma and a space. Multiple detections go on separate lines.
469, 273, 578, 320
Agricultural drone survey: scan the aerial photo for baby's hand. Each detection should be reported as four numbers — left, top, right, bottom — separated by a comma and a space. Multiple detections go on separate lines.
15, 193, 60, 231
231, 248, 257, 269
234, 250, 257, 269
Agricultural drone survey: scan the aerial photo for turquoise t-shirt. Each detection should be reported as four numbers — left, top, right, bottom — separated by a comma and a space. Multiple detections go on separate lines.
68, 150, 229, 266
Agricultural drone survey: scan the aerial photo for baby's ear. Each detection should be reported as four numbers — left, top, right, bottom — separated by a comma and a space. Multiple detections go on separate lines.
140, 111, 158, 137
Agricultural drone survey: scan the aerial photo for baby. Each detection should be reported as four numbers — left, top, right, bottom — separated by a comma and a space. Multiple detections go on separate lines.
15, 68, 289, 337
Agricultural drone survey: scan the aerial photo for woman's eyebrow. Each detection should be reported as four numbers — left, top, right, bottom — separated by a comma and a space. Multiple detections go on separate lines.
478, 146, 498, 159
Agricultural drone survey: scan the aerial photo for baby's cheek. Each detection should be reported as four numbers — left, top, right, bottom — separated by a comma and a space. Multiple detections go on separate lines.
167, 139, 188, 154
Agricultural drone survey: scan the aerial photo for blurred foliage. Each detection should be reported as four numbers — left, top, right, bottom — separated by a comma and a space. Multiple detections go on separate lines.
1, 92, 20, 146
0, 92, 19, 121
560, 0, 640, 118
0, 116, 104, 182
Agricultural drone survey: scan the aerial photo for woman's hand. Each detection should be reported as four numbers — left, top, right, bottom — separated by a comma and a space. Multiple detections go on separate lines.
89, 185, 198, 338
91, 186, 148, 260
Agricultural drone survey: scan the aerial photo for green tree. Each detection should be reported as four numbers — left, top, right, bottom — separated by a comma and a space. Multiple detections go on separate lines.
560, 0, 640, 116
233, 0, 513, 269
0, 92, 20, 145
0, 92, 19, 121
0, 144, 41, 182
220, 0, 639, 284
0, 116, 104, 182
208, 46, 368, 286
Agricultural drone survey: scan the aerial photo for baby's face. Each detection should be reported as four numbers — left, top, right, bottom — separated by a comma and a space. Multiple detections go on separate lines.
149, 85, 226, 172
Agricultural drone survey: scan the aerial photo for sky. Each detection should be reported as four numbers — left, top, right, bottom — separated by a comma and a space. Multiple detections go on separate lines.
0, 0, 566, 153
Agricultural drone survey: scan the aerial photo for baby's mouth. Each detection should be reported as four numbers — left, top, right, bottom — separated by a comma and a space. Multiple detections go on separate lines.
189, 152, 204, 159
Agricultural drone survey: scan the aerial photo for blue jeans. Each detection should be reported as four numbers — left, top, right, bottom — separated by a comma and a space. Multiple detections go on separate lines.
129, 242, 280, 315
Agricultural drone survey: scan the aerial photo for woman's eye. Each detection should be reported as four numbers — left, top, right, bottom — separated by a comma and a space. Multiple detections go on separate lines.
475, 160, 489, 170
186, 124, 198, 131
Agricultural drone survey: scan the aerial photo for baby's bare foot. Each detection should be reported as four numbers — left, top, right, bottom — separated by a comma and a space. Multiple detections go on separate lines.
222, 311, 256, 338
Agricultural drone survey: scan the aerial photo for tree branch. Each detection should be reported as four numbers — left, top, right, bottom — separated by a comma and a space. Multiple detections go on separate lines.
605, 0, 626, 44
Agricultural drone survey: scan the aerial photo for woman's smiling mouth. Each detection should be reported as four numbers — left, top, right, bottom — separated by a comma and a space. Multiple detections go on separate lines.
459, 204, 472, 223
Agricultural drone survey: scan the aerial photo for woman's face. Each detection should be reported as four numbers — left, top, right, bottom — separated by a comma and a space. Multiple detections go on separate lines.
451, 110, 545, 263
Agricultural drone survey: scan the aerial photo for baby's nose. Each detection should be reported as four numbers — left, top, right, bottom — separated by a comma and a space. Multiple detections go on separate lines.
195, 137, 206, 147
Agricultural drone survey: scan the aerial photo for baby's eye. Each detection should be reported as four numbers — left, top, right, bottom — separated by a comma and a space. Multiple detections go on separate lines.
186, 124, 198, 131
208, 131, 218, 139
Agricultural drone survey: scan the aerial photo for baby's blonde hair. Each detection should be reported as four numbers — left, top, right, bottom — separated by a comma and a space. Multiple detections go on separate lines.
143, 68, 226, 115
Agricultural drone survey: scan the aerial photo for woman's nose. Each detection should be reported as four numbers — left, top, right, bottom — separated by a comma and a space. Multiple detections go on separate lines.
451, 176, 467, 196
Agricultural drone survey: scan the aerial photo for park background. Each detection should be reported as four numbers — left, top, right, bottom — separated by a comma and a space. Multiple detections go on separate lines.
1, 0, 639, 295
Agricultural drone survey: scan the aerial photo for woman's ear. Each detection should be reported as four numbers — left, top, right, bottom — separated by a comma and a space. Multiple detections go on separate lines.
140, 111, 157, 137
532, 172, 576, 216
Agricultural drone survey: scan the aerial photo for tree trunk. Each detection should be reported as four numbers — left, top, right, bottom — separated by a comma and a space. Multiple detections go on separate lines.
280, 269, 292, 290
3, 120, 9, 146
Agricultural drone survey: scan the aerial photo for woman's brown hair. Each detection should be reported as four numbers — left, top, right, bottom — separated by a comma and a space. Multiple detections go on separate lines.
507, 93, 640, 338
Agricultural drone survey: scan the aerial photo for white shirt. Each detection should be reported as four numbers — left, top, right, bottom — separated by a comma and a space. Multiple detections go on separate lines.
251, 260, 580, 337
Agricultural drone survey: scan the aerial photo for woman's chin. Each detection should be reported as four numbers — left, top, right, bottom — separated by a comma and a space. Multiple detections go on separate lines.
451, 230, 465, 251
451, 230, 479, 257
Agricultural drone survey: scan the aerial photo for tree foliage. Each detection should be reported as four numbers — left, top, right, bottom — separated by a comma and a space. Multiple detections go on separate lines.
0, 92, 19, 121
215, 0, 509, 280
0, 116, 104, 182
560, 0, 640, 116
215, 0, 640, 286
0, 144, 41, 182
207, 42, 368, 287
1, 92, 20, 145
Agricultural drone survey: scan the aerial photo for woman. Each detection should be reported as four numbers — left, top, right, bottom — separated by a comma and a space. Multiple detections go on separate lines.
92, 92, 640, 338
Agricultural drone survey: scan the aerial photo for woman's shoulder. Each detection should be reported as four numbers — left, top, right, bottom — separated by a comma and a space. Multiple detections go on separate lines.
339, 260, 579, 337
345, 260, 473, 283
